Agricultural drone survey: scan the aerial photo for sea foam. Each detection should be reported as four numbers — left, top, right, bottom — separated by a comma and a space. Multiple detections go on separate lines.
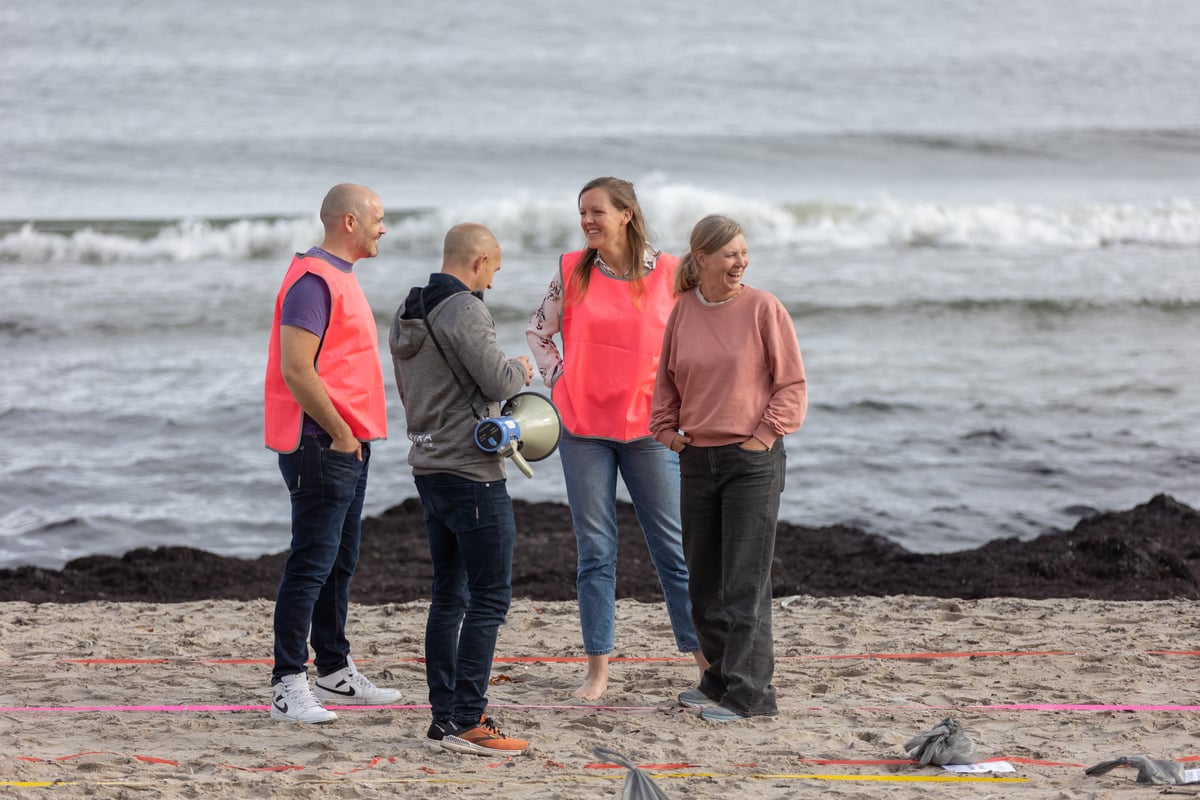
2, 191, 1197, 264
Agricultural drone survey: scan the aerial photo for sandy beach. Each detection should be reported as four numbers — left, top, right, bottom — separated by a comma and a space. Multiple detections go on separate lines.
2, 594, 1198, 799
5, 2, 1199, 796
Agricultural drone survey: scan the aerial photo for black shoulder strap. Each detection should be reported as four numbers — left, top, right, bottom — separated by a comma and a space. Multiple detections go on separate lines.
418, 288, 484, 422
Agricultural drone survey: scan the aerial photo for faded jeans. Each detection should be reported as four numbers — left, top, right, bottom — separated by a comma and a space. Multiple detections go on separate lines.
679, 440, 785, 716
558, 431, 699, 656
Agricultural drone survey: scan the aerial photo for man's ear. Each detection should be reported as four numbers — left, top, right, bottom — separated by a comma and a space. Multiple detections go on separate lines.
463, 253, 484, 289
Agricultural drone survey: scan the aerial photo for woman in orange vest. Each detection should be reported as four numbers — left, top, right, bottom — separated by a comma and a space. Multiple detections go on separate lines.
526, 177, 706, 699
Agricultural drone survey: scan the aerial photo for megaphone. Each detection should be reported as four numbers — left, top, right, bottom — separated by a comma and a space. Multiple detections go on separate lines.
473, 391, 563, 478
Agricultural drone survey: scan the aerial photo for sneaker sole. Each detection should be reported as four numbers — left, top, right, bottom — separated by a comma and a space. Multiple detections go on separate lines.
699, 708, 747, 723
270, 708, 338, 724
440, 735, 529, 757
678, 691, 718, 709
312, 690, 403, 706
679, 697, 717, 709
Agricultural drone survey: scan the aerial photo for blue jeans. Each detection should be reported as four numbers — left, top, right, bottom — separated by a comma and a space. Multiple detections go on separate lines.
414, 473, 516, 727
679, 441, 785, 716
558, 431, 699, 656
273, 437, 369, 681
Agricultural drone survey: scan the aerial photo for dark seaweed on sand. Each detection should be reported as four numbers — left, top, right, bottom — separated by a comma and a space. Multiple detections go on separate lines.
1, 495, 1196, 604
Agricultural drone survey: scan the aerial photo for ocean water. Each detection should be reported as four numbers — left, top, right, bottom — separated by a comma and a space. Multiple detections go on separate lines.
2, 0, 1199, 569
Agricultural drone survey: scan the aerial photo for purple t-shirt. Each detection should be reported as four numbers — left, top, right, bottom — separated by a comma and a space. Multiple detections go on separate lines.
280, 247, 355, 437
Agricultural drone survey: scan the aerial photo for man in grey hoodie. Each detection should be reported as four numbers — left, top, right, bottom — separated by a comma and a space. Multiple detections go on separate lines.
389, 223, 534, 756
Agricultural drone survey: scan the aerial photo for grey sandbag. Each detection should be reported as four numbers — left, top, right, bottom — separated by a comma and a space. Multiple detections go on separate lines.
903, 717, 978, 766
1085, 755, 1189, 785
592, 747, 671, 800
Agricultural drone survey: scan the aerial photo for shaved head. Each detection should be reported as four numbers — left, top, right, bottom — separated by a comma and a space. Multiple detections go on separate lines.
320, 183, 375, 230
317, 183, 385, 262
442, 223, 499, 267
441, 223, 501, 292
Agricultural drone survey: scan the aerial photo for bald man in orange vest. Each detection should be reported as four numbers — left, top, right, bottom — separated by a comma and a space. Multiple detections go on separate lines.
263, 183, 400, 723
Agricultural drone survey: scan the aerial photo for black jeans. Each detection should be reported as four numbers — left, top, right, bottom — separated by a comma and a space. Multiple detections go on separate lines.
414, 473, 516, 727
679, 441, 785, 716
273, 437, 368, 681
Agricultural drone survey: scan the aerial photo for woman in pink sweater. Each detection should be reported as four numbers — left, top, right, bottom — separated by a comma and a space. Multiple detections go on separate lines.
650, 214, 807, 722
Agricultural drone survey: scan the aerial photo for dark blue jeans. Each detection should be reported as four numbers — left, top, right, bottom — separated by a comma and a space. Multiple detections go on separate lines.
272, 437, 368, 681
679, 441, 785, 716
415, 473, 516, 727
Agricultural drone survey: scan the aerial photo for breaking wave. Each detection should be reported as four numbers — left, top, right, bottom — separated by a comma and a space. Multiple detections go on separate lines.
2, 190, 1198, 264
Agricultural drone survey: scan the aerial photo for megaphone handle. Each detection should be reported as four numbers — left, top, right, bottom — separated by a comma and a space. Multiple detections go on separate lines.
510, 449, 534, 478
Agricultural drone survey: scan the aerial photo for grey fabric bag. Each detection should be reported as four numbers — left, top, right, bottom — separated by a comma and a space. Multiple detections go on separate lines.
592, 747, 671, 800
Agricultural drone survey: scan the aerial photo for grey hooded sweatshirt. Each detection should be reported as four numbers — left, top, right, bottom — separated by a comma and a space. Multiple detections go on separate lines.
389, 273, 527, 482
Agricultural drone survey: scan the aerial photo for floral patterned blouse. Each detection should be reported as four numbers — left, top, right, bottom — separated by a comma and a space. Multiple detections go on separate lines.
524, 247, 660, 387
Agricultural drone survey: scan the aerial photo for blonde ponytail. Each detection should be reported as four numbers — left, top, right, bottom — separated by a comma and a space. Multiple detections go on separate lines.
673, 251, 701, 296
674, 215, 744, 297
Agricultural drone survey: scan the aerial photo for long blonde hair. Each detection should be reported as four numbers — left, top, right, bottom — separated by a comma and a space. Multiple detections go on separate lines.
566, 177, 650, 303
674, 214, 744, 296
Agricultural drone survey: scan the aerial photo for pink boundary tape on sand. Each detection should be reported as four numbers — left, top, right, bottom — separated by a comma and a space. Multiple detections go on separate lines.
0, 652, 1099, 671
4, 702, 1200, 714
14, 648, 1200, 668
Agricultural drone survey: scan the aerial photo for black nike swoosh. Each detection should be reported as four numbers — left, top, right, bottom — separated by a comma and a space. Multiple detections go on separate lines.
316, 683, 357, 697
273, 698, 289, 713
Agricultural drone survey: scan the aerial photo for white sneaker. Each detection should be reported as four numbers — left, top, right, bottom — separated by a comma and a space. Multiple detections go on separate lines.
270, 673, 337, 724
313, 656, 402, 705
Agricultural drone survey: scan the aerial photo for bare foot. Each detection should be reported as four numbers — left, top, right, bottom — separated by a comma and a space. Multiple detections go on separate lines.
570, 654, 609, 700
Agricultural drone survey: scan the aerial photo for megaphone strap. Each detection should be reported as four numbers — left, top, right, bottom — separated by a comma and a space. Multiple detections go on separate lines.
418, 289, 484, 422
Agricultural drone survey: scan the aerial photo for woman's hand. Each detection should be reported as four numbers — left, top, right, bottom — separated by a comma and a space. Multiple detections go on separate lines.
669, 432, 692, 452
739, 436, 768, 452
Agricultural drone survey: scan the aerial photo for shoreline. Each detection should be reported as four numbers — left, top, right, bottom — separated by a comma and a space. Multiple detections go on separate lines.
1, 494, 1196, 604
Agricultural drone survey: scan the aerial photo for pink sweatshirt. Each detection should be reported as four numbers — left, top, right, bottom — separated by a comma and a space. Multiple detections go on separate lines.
650, 286, 807, 449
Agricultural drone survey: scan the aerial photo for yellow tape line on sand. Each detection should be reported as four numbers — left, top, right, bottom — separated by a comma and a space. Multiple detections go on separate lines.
754, 774, 1028, 783
2, 782, 164, 788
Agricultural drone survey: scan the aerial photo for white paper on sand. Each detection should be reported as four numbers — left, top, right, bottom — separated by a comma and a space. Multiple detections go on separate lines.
943, 762, 1199, 782
941, 761, 1017, 774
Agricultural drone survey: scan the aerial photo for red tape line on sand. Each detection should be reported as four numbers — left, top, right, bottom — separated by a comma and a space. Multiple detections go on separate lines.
15, 748, 1195, 778
18, 753, 1168, 779
16, 752, 180, 766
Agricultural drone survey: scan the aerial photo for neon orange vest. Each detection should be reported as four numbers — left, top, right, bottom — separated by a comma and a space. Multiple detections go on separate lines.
552, 250, 677, 440
263, 253, 387, 453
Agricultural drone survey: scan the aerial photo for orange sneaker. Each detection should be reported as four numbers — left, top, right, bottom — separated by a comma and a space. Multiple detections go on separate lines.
441, 715, 530, 756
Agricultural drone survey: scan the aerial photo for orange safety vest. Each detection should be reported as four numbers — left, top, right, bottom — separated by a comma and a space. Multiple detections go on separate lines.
553, 250, 677, 440
263, 253, 387, 453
